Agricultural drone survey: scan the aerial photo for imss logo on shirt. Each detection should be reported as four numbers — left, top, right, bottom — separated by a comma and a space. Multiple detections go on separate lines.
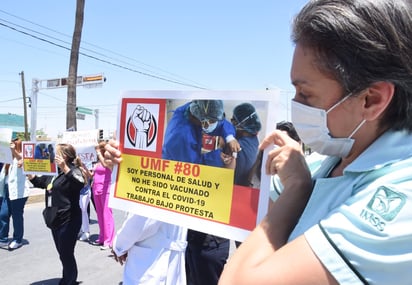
359, 186, 406, 231
366, 186, 406, 222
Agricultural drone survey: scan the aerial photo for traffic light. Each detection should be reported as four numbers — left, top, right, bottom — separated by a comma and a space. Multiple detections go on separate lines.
99, 129, 104, 140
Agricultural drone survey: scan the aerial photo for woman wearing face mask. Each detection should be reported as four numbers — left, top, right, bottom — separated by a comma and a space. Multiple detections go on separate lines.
29, 144, 86, 285
219, 0, 412, 284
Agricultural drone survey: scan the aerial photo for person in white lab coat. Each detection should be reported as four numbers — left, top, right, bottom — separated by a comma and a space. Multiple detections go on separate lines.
111, 212, 187, 285
107, 100, 239, 285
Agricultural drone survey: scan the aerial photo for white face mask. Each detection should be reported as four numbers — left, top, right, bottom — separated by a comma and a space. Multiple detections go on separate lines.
291, 95, 366, 157
202, 121, 218, 134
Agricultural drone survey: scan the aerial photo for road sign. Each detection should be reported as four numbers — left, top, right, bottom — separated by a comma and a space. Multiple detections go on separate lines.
61, 76, 83, 86
76, 113, 85, 120
46, 76, 82, 88
46, 79, 60, 88
83, 74, 106, 83
76, 106, 94, 115
42, 73, 105, 89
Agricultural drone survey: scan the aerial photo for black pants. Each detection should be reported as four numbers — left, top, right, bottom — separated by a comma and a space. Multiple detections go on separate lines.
51, 214, 81, 285
186, 230, 230, 285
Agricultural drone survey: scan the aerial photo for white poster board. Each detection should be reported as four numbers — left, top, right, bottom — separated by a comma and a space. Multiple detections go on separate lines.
109, 90, 279, 241
61, 129, 101, 168
0, 128, 13, 164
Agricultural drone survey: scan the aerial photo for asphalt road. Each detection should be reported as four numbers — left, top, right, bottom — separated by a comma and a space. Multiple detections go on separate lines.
0, 199, 127, 285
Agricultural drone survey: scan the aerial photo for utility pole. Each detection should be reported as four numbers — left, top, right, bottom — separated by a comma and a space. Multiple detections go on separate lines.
30, 79, 39, 141
94, 108, 99, 129
67, 0, 85, 131
19, 71, 29, 140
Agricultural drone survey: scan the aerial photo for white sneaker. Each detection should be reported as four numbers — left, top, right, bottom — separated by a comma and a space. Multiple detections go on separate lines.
8, 240, 22, 250
100, 245, 110, 250
79, 232, 90, 241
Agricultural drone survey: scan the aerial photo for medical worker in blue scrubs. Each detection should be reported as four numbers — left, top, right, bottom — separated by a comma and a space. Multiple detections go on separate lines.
230, 103, 262, 187
220, 0, 412, 284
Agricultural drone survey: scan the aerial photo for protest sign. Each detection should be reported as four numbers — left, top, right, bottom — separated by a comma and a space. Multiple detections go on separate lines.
61, 129, 101, 167
109, 90, 279, 241
22, 141, 57, 175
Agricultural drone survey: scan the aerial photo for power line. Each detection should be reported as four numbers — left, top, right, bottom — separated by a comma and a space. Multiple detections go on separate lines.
0, 8, 207, 88
37, 91, 66, 103
0, 16, 176, 83
0, 17, 208, 90
0, 97, 21, 103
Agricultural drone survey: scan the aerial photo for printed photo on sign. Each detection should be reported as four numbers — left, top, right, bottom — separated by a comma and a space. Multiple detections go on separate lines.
22, 141, 57, 175
109, 90, 278, 242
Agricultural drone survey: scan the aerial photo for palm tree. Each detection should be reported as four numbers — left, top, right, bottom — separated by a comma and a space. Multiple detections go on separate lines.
66, 0, 85, 130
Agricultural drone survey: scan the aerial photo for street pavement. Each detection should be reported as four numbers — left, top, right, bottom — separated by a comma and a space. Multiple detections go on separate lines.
0, 191, 127, 285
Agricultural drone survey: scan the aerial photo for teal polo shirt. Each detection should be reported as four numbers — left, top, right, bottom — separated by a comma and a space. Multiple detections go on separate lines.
291, 130, 412, 284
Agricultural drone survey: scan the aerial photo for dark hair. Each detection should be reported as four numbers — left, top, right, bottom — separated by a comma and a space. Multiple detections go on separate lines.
292, 0, 412, 131
276, 121, 301, 143
57, 143, 82, 167
57, 143, 87, 184
12, 138, 22, 153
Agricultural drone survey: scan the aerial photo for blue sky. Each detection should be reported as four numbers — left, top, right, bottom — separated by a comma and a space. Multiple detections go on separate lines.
0, 1, 307, 138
